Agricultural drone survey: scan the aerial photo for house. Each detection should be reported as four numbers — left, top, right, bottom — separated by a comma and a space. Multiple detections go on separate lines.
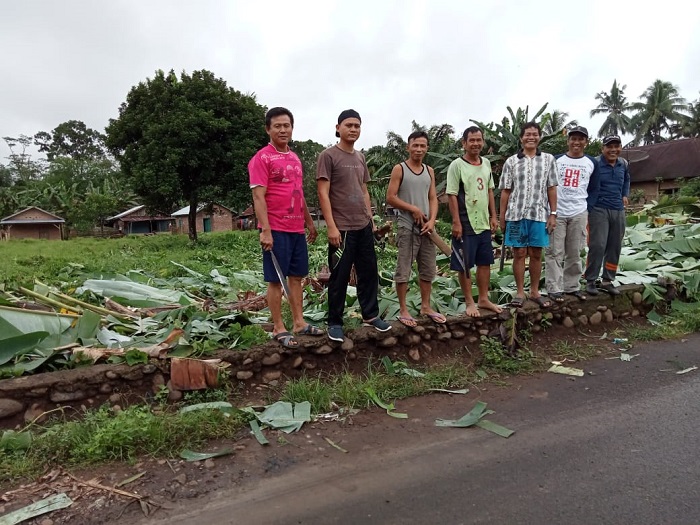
0, 207, 65, 240
106, 205, 173, 234
171, 203, 235, 234
625, 138, 700, 202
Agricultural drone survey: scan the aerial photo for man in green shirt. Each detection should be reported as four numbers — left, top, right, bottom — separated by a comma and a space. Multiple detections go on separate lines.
446, 126, 502, 317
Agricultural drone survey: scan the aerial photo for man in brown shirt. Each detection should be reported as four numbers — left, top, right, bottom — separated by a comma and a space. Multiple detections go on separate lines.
317, 109, 391, 342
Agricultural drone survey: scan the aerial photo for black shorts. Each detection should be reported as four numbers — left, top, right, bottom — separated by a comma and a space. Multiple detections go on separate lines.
450, 230, 494, 272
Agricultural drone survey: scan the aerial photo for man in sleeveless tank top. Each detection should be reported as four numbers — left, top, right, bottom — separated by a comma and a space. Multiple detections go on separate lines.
386, 131, 445, 326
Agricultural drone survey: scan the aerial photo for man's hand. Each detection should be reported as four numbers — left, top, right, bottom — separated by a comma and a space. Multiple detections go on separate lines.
420, 219, 436, 236
451, 221, 463, 240
260, 229, 273, 251
327, 226, 341, 247
499, 215, 506, 233
306, 225, 318, 244
490, 216, 498, 233
412, 206, 427, 226
623, 196, 629, 207
546, 215, 557, 234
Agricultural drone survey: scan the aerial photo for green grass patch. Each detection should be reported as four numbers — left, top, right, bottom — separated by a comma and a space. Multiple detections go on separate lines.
0, 402, 246, 484
279, 357, 479, 414
624, 303, 700, 341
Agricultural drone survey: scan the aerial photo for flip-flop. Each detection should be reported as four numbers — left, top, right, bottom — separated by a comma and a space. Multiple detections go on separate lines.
423, 312, 446, 324
566, 290, 587, 301
530, 296, 552, 309
273, 331, 298, 348
549, 292, 565, 303
295, 324, 324, 336
510, 296, 525, 308
397, 316, 418, 327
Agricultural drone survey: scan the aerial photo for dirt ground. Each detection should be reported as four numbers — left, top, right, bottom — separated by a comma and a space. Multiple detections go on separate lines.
0, 319, 646, 524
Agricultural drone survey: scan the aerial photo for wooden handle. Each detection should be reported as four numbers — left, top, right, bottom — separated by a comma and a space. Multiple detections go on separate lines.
427, 230, 452, 257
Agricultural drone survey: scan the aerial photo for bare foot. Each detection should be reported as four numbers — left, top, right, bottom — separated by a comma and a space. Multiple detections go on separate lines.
464, 303, 480, 318
478, 299, 503, 313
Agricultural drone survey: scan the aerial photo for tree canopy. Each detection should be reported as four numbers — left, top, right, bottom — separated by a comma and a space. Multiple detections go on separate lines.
105, 69, 267, 240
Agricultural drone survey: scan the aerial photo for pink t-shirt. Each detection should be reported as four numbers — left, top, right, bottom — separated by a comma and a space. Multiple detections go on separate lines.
248, 144, 306, 233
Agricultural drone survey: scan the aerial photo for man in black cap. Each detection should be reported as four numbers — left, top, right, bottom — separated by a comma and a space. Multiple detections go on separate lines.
316, 109, 391, 342
545, 126, 600, 302
584, 134, 630, 295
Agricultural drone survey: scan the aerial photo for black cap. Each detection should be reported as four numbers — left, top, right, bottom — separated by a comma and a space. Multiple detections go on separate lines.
336, 109, 361, 137
602, 135, 622, 145
567, 125, 589, 138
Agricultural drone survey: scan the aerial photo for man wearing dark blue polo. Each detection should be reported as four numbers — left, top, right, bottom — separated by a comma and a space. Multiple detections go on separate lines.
584, 135, 630, 295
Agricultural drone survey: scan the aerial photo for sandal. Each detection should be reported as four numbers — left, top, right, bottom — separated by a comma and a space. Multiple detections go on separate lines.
273, 331, 298, 348
549, 292, 565, 303
423, 312, 446, 324
295, 324, 324, 336
529, 295, 552, 309
510, 296, 526, 308
567, 290, 587, 301
397, 316, 418, 327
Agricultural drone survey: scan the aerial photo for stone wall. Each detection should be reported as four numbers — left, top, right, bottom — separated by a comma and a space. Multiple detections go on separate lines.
0, 285, 650, 428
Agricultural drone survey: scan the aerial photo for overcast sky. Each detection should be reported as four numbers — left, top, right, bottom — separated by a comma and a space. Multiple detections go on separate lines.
1, 0, 699, 162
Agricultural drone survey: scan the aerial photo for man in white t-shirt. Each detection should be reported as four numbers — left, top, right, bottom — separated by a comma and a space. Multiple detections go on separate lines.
545, 126, 600, 302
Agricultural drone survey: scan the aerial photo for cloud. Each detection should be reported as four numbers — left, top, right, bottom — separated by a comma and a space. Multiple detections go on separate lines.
1, 0, 698, 162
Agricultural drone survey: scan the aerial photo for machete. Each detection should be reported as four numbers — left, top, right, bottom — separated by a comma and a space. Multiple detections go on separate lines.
270, 251, 291, 298
427, 230, 467, 272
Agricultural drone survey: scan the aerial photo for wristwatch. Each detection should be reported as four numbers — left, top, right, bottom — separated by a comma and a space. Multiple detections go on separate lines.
550, 211, 557, 216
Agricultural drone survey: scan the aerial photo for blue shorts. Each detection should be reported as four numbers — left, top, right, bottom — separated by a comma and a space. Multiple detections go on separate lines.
451, 230, 494, 272
505, 220, 549, 248
262, 231, 309, 282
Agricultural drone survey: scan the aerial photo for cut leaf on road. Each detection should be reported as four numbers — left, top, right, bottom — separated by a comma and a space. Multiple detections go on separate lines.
179, 449, 233, 461
548, 364, 584, 377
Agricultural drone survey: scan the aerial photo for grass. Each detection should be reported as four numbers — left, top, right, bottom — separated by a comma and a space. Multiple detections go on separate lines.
278, 357, 479, 414
549, 339, 602, 361
624, 303, 700, 342
0, 402, 247, 484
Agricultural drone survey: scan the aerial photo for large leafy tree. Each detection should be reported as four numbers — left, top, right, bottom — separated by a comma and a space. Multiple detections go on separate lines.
629, 79, 688, 145
290, 139, 325, 211
589, 80, 633, 138
105, 69, 267, 241
34, 120, 107, 161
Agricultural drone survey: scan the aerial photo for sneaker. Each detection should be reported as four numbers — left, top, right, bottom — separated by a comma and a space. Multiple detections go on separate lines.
600, 282, 621, 296
364, 317, 392, 332
327, 325, 345, 342
586, 282, 599, 296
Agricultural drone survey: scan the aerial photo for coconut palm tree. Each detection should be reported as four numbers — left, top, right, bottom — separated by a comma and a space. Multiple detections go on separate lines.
670, 94, 700, 139
630, 80, 689, 145
541, 109, 576, 135
590, 80, 633, 138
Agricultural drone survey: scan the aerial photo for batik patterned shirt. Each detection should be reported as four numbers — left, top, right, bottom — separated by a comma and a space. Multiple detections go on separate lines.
499, 150, 558, 222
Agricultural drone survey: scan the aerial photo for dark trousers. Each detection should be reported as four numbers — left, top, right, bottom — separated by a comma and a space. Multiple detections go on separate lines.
584, 207, 626, 283
327, 223, 379, 326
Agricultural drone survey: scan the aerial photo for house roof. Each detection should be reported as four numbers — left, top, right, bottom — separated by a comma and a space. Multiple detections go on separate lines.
108, 205, 145, 221
626, 138, 700, 183
1, 206, 65, 224
171, 203, 234, 217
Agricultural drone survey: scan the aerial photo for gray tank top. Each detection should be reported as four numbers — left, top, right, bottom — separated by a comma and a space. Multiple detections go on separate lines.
396, 162, 431, 230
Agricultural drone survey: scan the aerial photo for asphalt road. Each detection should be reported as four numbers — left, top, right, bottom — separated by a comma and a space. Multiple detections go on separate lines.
148, 335, 700, 525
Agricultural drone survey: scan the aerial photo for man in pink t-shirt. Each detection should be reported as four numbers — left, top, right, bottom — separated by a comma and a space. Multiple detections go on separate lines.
249, 107, 323, 348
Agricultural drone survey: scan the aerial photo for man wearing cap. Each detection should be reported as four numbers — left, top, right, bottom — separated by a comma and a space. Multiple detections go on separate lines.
584, 135, 630, 296
545, 126, 600, 302
249, 107, 323, 349
317, 109, 391, 342
499, 122, 558, 309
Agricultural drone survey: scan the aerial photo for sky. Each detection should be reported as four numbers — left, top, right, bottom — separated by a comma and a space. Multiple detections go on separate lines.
1, 0, 699, 162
